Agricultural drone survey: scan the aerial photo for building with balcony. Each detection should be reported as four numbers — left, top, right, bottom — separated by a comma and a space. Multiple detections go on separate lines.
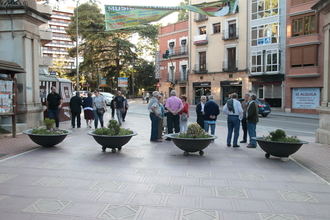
157, 20, 189, 98
247, 0, 286, 108
188, 0, 249, 105
285, 0, 324, 114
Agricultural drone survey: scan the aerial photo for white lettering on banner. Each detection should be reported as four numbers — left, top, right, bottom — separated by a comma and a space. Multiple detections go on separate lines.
292, 88, 320, 109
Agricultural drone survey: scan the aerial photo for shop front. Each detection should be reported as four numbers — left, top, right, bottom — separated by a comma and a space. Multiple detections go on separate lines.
193, 82, 211, 104
220, 80, 242, 105
291, 87, 321, 113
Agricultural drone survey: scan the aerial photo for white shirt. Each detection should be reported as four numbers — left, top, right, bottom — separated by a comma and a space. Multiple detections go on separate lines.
201, 103, 205, 112
223, 99, 243, 120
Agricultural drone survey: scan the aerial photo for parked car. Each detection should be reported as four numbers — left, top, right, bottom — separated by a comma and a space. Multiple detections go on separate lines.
238, 98, 271, 117
100, 92, 114, 106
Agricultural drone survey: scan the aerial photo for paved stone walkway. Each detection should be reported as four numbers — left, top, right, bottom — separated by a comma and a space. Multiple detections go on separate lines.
0, 110, 329, 220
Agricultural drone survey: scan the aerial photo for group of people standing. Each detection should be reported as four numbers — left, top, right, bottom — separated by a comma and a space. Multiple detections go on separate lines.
46, 87, 128, 129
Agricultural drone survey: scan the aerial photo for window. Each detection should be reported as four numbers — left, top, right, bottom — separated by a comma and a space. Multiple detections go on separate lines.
258, 88, 264, 99
168, 41, 175, 55
291, 45, 318, 67
251, 51, 263, 73
199, 26, 207, 35
228, 21, 237, 38
227, 47, 236, 71
199, 52, 206, 71
213, 23, 221, 34
181, 65, 187, 81
251, 23, 279, 46
252, 0, 279, 20
292, 14, 317, 37
266, 50, 279, 72
195, 13, 207, 21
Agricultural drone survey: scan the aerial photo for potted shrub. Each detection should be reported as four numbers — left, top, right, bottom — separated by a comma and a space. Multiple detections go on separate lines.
23, 118, 70, 147
256, 129, 308, 159
166, 123, 217, 156
88, 120, 137, 153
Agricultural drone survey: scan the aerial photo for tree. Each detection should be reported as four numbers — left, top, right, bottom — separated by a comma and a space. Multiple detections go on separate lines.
178, 0, 189, 21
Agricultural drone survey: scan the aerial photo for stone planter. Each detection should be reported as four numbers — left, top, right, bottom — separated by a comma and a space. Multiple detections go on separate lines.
23, 129, 70, 147
88, 131, 137, 153
256, 137, 308, 159
166, 134, 216, 156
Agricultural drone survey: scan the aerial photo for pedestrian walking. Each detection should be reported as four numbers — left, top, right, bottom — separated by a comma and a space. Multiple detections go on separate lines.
148, 91, 162, 142
114, 91, 125, 125
122, 97, 129, 122
93, 90, 107, 129
165, 90, 183, 140
69, 91, 83, 128
240, 94, 250, 143
46, 86, 62, 128
203, 95, 220, 135
179, 96, 189, 133
110, 96, 115, 119
246, 94, 259, 148
157, 94, 165, 139
145, 92, 150, 104
196, 96, 207, 128
223, 93, 243, 147
83, 92, 94, 128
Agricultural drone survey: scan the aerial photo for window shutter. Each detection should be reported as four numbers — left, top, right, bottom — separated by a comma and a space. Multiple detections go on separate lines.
291, 47, 303, 67
303, 45, 317, 66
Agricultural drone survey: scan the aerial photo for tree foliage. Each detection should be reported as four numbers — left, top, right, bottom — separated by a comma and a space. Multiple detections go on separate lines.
178, 0, 189, 21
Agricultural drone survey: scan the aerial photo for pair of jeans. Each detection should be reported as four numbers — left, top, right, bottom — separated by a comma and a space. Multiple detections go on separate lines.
167, 113, 180, 134
116, 108, 123, 125
71, 111, 81, 128
247, 122, 257, 146
94, 110, 104, 128
204, 121, 216, 135
48, 108, 60, 128
227, 115, 240, 146
241, 117, 247, 141
150, 113, 159, 141
180, 119, 188, 133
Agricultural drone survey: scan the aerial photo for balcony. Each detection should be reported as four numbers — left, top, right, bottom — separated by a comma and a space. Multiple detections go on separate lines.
193, 35, 208, 46
223, 61, 238, 72
40, 29, 53, 45
222, 28, 239, 40
168, 47, 188, 57
193, 64, 208, 74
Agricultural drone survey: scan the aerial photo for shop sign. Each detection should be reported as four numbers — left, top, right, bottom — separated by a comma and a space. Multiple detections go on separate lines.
193, 82, 211, 87
118, 77, 128, 88
292, 88, 320, 109
0, 80, 13, 114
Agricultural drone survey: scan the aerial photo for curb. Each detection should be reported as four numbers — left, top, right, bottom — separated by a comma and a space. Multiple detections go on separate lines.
270, 112, 319, 120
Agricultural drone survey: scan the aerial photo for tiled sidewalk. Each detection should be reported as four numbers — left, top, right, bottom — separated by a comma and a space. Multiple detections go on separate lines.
0, 112, 329, 220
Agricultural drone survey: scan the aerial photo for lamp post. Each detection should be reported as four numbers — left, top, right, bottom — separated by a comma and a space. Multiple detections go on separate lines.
75, 0, 79, 91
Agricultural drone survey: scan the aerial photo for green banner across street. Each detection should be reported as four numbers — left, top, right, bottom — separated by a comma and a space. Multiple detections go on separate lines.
105, 0, 239, 30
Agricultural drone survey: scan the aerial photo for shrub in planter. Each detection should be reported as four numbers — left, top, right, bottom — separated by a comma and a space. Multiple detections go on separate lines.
89, 120, 136, 153
256, 129, 307, 159
23, 118, 70, 147
166, 123, 216, 156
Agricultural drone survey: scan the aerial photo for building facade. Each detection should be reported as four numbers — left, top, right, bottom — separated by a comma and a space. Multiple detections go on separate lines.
188, 0, 249, 105
158, 21, 189, 98
313, 0, 330, 144
247, 0, 285, 108
285, 0, 324, 114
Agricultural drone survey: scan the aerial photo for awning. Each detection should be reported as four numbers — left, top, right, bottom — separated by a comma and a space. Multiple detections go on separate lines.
0, 60, 25, 74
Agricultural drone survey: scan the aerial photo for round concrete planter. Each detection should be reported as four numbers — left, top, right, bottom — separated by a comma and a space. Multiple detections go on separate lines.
256, 137, 308, 159
88, 131, 137, 153
166, 134, 217, 156
23, 129, 70, 147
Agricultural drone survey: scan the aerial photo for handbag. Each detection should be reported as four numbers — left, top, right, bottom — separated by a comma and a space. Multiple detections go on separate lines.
97, 108, 105, 114
181, 113, 188, 121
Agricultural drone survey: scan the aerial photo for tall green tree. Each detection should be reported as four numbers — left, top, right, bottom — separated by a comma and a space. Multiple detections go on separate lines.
178, 0, 189, 21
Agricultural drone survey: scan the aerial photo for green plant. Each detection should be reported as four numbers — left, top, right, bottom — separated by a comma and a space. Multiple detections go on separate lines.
31, 128, 68, 135
93, 120, 133, 136
264, 129, 301, 143
44, 118, 55, 130
177, 123, 212, 138
108, 120, 120, 135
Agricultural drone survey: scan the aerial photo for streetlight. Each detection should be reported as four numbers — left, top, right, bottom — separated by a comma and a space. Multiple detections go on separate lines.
75, 0, 79, 91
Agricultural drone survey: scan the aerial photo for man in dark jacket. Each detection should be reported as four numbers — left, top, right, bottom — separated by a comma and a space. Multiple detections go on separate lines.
246, 94, 259, 148
203, 95, 220, 135
69, 91, 83, 128
196, 96, 207, 129
240, 94, 250, 143
47, 86, 62, 128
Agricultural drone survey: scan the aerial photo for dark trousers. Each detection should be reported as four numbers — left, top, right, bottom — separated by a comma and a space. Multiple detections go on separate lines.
167, 113, 180, 134
48, 108, 60, 128
94, 110, 104, 129
122, 109, 127, 121
227, 115, 240, 146
111, 107, 115, 118
150, 113, 159, 141
71, 111, 81, 128
241, 117, 247, 141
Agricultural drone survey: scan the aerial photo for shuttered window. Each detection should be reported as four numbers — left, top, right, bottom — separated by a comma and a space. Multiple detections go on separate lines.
291, 45, 318, 67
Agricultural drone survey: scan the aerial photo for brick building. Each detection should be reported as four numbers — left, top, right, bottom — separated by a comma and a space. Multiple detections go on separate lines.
285, 0, 324, 114
157, 20, 189, 99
